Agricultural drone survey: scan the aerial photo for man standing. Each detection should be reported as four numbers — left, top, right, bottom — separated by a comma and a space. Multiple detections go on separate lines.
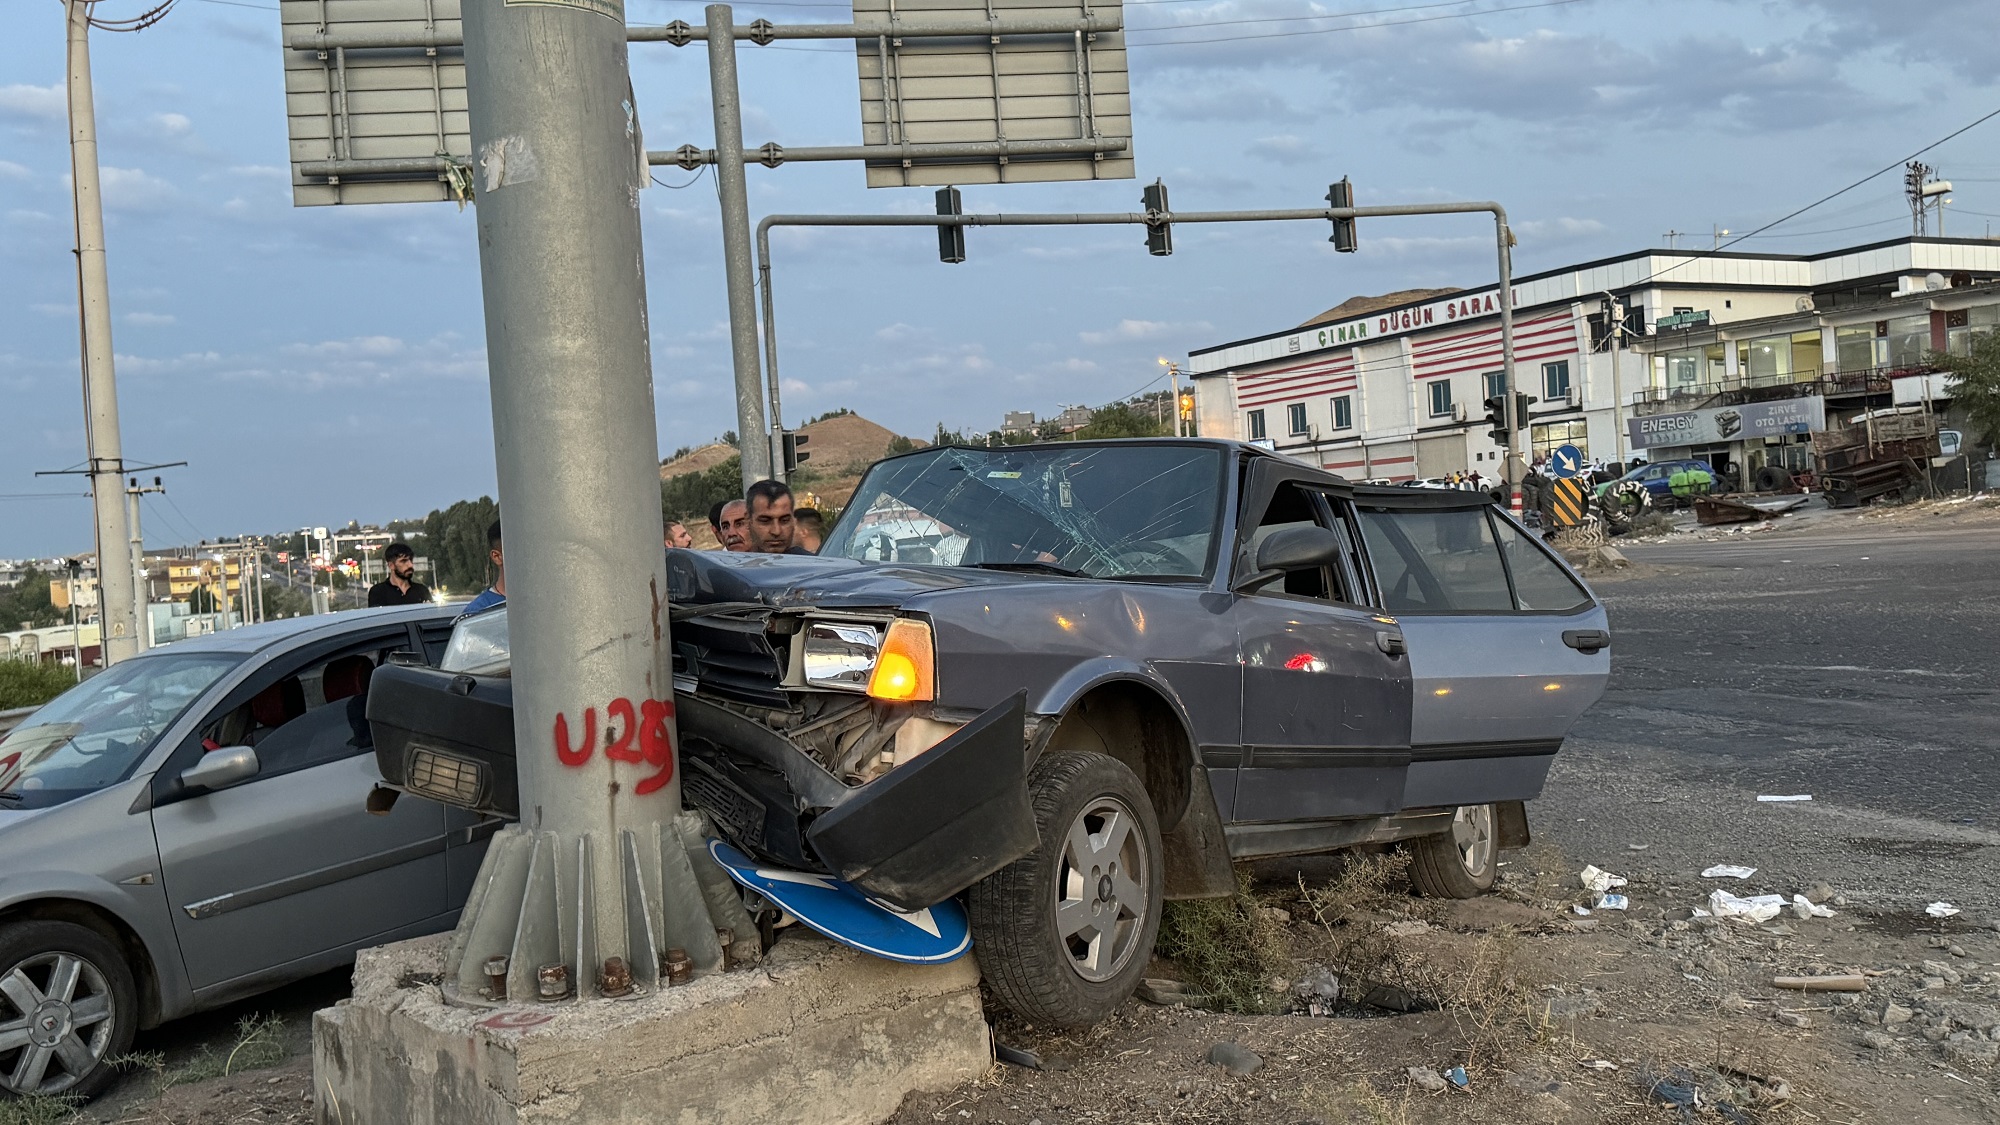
463, 520, 506, 614
746, 480, 814, 554
709, 499, 750, 552
666, 521, 693, 549
367, 543, 432, 606
792, 508, 825, 554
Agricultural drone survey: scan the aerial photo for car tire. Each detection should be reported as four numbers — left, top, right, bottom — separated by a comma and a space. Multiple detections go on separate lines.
1407, 804, 1498, 899
968, 751, 1163, 1028
0, 920, 138, 1101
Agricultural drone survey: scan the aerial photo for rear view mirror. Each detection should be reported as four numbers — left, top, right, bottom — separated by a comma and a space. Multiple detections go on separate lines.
179, 746, 260, 792
1254, 525, 1346, 574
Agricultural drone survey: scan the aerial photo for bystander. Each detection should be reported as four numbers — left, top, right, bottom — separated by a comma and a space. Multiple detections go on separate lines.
366, 543, 432, 607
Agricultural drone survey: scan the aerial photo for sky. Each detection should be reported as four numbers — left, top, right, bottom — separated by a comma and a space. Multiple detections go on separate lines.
3, 0, 1999, 557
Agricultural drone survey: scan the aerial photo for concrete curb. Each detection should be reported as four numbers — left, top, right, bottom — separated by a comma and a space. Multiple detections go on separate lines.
315, 931, 990, 1124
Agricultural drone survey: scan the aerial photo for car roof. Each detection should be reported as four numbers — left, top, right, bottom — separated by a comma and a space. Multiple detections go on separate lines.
127, 604, 459, 658
885, 437, 1497, 510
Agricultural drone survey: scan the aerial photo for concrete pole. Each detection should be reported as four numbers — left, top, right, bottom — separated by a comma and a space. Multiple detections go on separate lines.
1494, 216, 1523, 514
706, 4, 774, 489
125, 483, 146, 650
1606, 296, 1627, 465
457, 0, 738, 1003
65, 1, 139, 665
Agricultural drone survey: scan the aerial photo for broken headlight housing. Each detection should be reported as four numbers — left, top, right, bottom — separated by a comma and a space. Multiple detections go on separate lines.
799, 617, 935, 701
801, 622, 882, 690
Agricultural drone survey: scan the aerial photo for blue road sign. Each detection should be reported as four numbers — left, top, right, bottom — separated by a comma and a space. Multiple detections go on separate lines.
708, 839, 972, 964
1549, 443, 1585, 479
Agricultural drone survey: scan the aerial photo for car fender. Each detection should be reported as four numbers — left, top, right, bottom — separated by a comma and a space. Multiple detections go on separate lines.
0, 870, 189, 1028
1028, 658, 1234, 899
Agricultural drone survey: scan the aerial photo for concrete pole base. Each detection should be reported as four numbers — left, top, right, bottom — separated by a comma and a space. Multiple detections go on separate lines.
315, 930, 991, 1125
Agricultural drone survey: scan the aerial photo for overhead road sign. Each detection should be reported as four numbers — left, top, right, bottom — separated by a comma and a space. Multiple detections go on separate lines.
280, 0, 470, 207
851, 0, 1133, 187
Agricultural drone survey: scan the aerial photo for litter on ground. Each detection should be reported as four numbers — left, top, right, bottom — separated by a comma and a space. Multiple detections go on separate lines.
1709, 889, 1787, 924
1579, 865, 1629, 893
1757, 794, 1813, 802
1926, 902, 1961, 918
1702, 865, 1758, 879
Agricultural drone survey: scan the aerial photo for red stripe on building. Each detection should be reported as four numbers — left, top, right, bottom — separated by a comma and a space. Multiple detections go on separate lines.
1238, 380, 1360, 408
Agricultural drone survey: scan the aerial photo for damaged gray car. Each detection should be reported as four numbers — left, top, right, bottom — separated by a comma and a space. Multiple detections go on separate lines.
368, 439, 1611, 1025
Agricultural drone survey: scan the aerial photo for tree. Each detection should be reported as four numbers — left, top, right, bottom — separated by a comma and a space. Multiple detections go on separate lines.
418, 496, 502, 593
1074, 402, 1171, 440
186, 584, 220, 614
886, 434, 919, 456
0, 569, 64, 631
661, 456, 746, 525
1931, 332, 2000, 448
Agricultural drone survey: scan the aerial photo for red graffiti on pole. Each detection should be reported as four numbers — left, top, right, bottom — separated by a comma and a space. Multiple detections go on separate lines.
551, 698, 675, 795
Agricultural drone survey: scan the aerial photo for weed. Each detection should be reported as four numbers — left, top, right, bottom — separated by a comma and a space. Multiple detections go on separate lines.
0, 1095, 82, 1125
163, 1014, 288, 1088
1629, 511, 1676, 537
1295, 852, 1434, 1000
1156, 868, 1294, 1014
1295, 1077, 1414, 1125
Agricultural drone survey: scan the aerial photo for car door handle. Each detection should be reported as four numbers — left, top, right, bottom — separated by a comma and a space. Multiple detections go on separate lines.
1375, 631, 1406, 657
1562, 629, 1610, 653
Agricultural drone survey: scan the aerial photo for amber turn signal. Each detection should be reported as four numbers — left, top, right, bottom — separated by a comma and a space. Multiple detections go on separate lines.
867, 619, 936, 702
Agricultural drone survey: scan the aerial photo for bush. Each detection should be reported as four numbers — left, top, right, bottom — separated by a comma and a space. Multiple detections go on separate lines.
0, 661, 77, 711
1155, 869, 1294, 1014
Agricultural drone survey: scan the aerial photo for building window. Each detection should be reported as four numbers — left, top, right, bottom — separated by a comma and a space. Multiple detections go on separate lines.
1542, 360, 1570, 401
1482, 371, 1506, 401
1531, 420, 1588, 462
1427, 380, 1453, 418
1834, 324, 1874, 372
1330, 395, 1353, 430
1287, 402, 1309, 435
1246, 409, 1267, 441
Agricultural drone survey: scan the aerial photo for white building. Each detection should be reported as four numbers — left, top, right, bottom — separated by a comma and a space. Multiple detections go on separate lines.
1187, 236, 2000, 484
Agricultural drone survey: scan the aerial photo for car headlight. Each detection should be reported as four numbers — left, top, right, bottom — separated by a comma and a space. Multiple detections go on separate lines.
802, 622, 883, 690
441, 608, 511, 675
800, 618, 936, 701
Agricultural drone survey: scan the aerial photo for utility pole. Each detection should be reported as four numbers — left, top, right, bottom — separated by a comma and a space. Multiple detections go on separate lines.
1603, 294, 1628, 465
65, 0, 140, 665
1663, 230, 1681, 250
706, 4, 772, 488
448, 0, 725, 1003
125, 475, 164, 649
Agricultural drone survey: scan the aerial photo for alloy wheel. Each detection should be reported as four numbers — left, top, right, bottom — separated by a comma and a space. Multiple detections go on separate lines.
1055, 795, 1151, 983
0, 951, 118, 1096
1450, 804, 1496, 879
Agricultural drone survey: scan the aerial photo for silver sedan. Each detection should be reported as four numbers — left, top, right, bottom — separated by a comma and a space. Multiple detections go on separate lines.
0, 605, 485, 1099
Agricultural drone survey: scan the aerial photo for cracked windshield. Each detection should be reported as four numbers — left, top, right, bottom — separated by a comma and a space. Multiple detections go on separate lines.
821, 444, 1224, 579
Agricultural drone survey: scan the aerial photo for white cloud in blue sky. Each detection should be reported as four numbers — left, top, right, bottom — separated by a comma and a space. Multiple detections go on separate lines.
3, 0, 1999, 553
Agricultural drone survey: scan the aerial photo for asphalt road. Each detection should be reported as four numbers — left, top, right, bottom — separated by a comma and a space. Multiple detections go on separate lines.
1541, 512, 2000, 921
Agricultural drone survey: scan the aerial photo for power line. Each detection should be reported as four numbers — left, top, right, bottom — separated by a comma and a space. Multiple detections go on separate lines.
1634, 104, 2000, 286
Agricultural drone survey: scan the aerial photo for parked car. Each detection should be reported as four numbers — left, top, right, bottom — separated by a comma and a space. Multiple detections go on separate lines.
1594, 458, 1719, 504
0, 605, 471, 1099
370, 439, 1612, 1028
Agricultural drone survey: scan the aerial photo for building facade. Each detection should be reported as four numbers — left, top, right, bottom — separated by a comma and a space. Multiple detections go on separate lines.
1187, 237, 2000, 484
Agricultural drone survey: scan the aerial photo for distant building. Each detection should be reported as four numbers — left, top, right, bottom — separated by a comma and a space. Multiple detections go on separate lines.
1000, 410, 1038, 436
1188, 235, 2000, 485
1055, 405, 1095, 432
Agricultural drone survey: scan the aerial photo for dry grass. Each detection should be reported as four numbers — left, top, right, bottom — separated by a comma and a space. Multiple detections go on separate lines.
157, 1015, 288, 1088
1155, 869, 1296, 1014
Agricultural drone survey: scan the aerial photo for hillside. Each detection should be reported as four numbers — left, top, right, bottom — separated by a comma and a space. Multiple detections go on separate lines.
659, 442, 741, 481
659, 413, 914, 483
1299, 287, 1460, 328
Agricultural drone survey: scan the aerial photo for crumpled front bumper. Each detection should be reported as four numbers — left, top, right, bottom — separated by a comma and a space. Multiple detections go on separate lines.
369, 665, 1038, 911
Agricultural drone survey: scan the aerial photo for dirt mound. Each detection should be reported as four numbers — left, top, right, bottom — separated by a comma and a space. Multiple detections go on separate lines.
792, 413, 914, 473
1301, 288, 1462, 328
658, 441, 739, 481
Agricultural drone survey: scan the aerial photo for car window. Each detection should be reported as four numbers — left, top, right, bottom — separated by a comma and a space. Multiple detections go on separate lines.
1240, 482, 1337, 600
1356, 507, 1513, 613
200, 648, 385, 779
417, 622, 455, 666
1489, 513, 1592, 612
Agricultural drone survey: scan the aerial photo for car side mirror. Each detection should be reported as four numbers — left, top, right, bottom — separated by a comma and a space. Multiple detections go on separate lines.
1237, 525, 1346, 592
179, 746, 260, 792
1254, 525, 1346, 574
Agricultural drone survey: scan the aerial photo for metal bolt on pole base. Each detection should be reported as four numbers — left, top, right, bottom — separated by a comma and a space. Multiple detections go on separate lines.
443, 814, 757, 1005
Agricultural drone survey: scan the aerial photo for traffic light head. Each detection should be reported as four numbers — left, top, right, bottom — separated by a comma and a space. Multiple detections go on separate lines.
936, 187, 966, 264
1326, 177, 1357, 253
782, 430, 811, 472
1142, 179, 1173, 256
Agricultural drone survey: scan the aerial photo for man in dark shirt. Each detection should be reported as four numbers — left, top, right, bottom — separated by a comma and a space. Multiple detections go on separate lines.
746, 479, 814, 554
366, 542, 432, 606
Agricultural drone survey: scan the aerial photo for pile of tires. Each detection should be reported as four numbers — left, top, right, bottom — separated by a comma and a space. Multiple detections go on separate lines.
1597, 480, 1650, 533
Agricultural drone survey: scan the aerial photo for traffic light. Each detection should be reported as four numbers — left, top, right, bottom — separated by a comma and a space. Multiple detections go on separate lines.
1514, 393, 1537, 426
1142, 179, 1172, 256
1482, 394, 1509, 445
781, 429, 811, 472
1177, 392, 1195, 421
936, 186, 966, 264
1327, 177, 1357, 253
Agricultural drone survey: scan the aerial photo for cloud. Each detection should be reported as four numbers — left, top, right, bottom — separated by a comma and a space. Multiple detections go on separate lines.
123, 311, 176, 327
1792, 0, 2000, 84
0, 84, 64, 121
1079, 318, 1212, 345
7, 210, 54, 224
31, 303, 71, 317
152, 112, 193, 136
284, 335, 407, 358
875, 322, 920, 341
1246, 134, 1313, 165
1514, 216, 1609, 241
96, 167, 177, 211
0, 161, 31, 181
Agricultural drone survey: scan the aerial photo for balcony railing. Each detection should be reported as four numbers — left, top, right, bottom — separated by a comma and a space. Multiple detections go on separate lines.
1629, 365, 1908, 415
